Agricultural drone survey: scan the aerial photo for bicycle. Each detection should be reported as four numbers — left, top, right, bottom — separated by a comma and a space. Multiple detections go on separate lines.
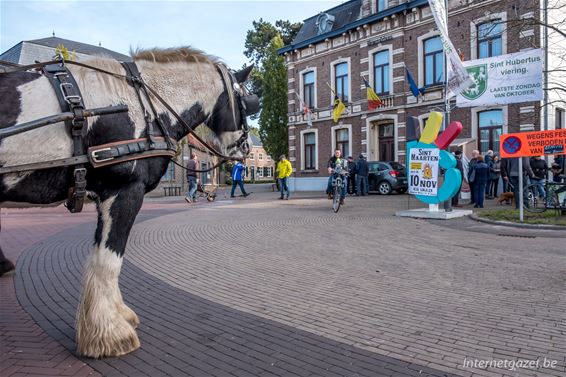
330, 165, 348, 213
523, 181, 566, 214
194, 183, 217, 202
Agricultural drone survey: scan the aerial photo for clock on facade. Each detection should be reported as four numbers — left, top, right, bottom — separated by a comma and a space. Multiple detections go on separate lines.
316, 13, 335, 35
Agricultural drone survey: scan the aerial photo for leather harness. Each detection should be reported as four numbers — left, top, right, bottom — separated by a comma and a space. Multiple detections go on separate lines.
0, 58, 256, 213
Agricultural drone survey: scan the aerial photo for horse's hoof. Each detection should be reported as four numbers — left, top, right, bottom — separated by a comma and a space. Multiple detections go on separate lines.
119, 304, 140, 328
76, 320, 140, 358
0, 259, 15, 277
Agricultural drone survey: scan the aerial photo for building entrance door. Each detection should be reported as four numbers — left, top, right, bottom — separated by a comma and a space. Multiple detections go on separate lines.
379, 123, 394, 161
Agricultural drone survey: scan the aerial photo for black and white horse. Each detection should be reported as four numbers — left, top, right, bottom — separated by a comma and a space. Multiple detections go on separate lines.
0, 47, 253, 357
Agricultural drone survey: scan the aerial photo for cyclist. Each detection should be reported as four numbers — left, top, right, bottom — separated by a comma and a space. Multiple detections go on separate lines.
326, 149, 347, 205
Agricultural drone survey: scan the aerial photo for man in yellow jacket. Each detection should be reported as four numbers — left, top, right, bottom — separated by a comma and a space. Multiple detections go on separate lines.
276, 154, 292, 200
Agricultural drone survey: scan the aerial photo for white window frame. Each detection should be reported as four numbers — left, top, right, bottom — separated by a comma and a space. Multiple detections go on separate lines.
330, 57, 352, 105
417, 30, 441, 88
470, 12, 507, 60
259, 153, 263, 160
300, 128, 319, 171
368, 45, 394, 95
471, 106, 508, 143
331, 124, 352, 158
299, 67, 318, 110
366, 114, 398, 161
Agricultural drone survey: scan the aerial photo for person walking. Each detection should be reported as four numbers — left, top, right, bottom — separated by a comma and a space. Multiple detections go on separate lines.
230, 161, 249, 198
551, 155, 564, 183
355, 154, 369, 196
276, 154, 292, 200
489, 155, 501, 198
185, 153, 198, 203
473, 155, 489, 208
467, 150, 480, 205
530, 156, 548, 200
501, 157, 534, 209
452, 150, 464, 207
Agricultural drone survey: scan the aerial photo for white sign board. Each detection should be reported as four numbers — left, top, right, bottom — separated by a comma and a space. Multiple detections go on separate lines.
408, 148, 440, 196
456, 49, 543, 107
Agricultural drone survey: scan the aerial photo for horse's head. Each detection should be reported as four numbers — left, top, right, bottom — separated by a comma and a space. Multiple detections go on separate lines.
206, 64, 258, 160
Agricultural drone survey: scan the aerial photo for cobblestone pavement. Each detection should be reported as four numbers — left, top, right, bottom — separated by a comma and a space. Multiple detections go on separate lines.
1, 190, 565, 377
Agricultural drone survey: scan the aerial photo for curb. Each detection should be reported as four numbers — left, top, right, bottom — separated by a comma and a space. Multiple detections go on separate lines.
470, 213, 566, 230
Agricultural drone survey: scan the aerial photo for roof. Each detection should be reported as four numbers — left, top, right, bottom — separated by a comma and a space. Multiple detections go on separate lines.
279, 0, 427, 54
27, 36, 131, 61
250, 134, 262, 146
291, 0, 362, 46
0, 36, 131, 63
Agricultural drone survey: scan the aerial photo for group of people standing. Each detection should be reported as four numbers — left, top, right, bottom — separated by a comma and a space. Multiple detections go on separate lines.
325, 150, 370, 205
453, 149, 565, 209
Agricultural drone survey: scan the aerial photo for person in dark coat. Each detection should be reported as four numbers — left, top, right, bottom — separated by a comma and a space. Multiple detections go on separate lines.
346, 156, 356, 195
530, 156, 548, 199
484, 150, 494, 198
489, 155, 501, 198
501, 157, 534, 209
452, 150, 464, 207
355, 154, 369, 196
473, 155, 489, 208
551, 155, 564, 183
467, 150, 480, 205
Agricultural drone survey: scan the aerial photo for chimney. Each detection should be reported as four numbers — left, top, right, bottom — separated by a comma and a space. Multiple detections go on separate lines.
361, 0, 373, 18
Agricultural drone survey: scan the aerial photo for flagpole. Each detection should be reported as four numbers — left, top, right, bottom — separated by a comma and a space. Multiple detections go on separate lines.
443, 0, 453, 213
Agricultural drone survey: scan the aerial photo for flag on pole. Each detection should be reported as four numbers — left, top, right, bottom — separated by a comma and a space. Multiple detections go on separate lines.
295, 92, 313, 127
406, 68, 425, 98
362, 78, 382, 110
332, 95, 346, 123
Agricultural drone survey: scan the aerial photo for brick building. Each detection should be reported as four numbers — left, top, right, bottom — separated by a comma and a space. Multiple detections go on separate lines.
244, 134, 276, 181
279, 0, 562, 190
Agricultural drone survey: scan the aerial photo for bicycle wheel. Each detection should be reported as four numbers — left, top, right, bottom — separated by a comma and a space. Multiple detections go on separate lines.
523, 184, 546, 213
332, 180, 341, 213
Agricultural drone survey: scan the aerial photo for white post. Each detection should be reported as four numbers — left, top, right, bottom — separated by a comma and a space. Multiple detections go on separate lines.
429, 203, 440, 212
519, 158, 524, 222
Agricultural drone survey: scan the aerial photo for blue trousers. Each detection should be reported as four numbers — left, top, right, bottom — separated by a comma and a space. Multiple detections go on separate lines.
327, 175, 346, 199
186, 176, 197, 199
356, 175, 369, 195
474, 182, 486, 207
231, 180, 247, 196
280, 177, 290, 198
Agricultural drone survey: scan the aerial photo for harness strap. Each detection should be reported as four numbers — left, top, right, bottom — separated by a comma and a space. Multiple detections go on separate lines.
0, 137, 175, 174
42, 63, 88, 213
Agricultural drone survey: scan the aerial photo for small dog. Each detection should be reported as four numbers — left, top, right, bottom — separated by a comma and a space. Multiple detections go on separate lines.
497, 192, 515, 205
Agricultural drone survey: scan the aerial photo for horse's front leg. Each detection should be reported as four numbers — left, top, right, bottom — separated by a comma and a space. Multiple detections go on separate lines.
76, 183, 144, 358
0, 215, 16, 277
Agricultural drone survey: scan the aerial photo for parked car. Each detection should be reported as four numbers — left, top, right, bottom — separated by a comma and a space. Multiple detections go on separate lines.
367, 161, 407, 195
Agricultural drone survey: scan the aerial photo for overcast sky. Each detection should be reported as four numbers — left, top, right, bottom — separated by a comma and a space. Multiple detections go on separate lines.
1, 0, 342, 68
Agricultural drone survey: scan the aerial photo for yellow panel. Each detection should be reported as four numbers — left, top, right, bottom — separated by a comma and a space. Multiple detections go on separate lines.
419, 112, 443, 144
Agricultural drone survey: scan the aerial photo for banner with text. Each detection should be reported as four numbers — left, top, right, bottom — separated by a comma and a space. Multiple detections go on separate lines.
457, 49, 543, 107
408, 148, 440, 196
427, 0, 473, 96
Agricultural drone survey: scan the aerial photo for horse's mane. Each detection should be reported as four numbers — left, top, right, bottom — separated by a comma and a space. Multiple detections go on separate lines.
131, 47, 222, 65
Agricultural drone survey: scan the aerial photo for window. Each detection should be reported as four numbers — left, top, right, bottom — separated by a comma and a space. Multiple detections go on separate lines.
424, 36, 444, 85
377, 0, 387, 12
161, 162, 175, 181
200, 162, 209, 185
304, 132, 316, 170
335, 128, 349, 158
373, 50, 390, 95
264, 167, 272, 177
249, 153, 254, 160
556, 108, 564, 129
303, 71, 315, 109
257, 167, 263, 178
478, 110, 503, 154
267, 155, 271, 161
334, 62, 349, 103
259, 153, 263, 160
477, 20, 502, 59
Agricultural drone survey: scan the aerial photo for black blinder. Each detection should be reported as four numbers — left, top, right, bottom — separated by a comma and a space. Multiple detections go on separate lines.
241, 94, 260, 116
